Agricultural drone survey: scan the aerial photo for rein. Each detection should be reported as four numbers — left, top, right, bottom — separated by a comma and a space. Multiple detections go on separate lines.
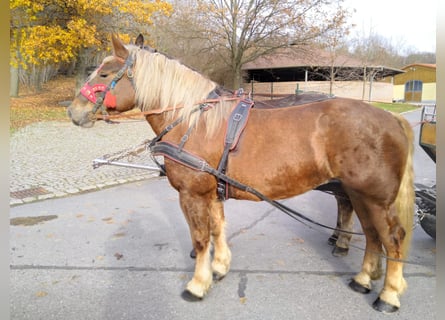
93, 96, 243, 122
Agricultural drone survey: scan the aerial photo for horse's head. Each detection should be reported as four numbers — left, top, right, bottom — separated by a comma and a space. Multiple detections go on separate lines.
67, 34, 139, 127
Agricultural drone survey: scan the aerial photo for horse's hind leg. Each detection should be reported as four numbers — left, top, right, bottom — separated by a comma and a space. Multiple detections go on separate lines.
369, 203, 409, 312
209, 199, 231, 279
348, 199, 384, 294
328, 195, 354, 257
350, 199, 410, 312
179, 192, 213, 301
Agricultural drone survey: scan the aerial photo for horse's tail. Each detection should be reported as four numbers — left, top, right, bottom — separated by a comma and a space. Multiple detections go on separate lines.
391, 112, 415, 258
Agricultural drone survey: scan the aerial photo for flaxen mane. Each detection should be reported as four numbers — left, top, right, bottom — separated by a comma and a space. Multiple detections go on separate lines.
128, 46, 233, 137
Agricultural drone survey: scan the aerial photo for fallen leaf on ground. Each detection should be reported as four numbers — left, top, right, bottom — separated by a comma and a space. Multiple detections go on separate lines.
35, 291, 48, 297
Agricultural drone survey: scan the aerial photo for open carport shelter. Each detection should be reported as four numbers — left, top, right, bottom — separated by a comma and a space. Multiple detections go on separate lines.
242, 48, 404, 102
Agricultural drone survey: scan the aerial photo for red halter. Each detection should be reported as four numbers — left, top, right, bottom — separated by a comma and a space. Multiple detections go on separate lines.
79, 58, 130, 110
80, 82, 117, 109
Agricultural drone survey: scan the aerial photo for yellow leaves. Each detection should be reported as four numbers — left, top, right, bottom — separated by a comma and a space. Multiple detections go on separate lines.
11, 17, 99, 69
11, 0, 173, 73
74, 0, 113, 15
16, 26, 77, 67
10, 0, 44, 13
117, 33, 132, 45
67, 18, 100, 48
116, 0, 173, 25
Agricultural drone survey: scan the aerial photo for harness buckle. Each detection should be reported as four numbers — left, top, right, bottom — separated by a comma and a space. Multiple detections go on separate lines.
217, 181, 227, 200
127, 69, 134, 79
233, 113, 243, 121
199, 160, 207, 171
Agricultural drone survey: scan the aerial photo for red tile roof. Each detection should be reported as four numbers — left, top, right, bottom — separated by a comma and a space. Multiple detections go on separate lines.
402, 63, 436, 70
243, 47, 376, 70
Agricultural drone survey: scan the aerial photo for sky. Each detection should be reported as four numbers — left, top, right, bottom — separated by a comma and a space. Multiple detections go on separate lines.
343, 0, 437, 53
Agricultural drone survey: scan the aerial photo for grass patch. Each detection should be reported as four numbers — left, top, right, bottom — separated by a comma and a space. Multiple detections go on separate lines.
371, 102, 419, 113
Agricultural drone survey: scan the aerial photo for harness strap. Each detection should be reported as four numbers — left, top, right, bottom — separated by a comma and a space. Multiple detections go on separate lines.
150, 141, 362, 236
217, 99, 254, 200
178, 107, 205, 152
147, 103, 210, 175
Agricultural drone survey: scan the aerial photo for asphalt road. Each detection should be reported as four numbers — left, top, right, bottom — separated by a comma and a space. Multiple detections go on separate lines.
10, 109, 436, 320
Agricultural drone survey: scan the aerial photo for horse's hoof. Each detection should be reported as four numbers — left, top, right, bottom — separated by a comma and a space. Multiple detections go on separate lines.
372, 297, 399, 313
327, 235, 338, 246
213, 272, 226, 281
332, 246, 349, 257
181, 290, 203, 302
349, 279, 371, 294
190, 248, 196, 259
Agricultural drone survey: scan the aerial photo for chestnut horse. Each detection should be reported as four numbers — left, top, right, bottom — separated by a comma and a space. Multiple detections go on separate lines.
67, 34, 414, 313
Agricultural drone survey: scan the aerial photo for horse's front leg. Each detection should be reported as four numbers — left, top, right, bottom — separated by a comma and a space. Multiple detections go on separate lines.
179, 191, 214, 301
188, 202, 232, 276
209, 199, 231, 279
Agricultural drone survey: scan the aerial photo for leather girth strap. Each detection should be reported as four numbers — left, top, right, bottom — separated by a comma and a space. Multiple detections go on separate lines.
216, 99, 254, 200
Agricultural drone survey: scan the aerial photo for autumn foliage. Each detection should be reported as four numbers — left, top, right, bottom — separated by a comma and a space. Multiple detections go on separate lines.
10, 0, 172, 89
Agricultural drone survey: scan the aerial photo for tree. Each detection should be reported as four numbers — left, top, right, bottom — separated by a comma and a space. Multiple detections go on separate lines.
10, 0, 172, 95
154, 0, 351, 89
312, 7, 354, 95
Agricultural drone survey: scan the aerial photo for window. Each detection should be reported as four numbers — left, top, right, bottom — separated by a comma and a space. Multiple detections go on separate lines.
405, 80, 423, 92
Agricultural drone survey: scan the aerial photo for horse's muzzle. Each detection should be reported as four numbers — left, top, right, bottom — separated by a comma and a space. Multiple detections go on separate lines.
67, 105, 95, 128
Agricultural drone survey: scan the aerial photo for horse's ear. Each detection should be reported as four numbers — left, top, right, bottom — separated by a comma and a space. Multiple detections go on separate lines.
111, 34, 129, 60
135, 34, 144, 49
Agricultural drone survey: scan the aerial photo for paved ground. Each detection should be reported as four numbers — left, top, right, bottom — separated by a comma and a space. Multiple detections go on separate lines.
10, 119, 158, 206
10, 110, 436, 319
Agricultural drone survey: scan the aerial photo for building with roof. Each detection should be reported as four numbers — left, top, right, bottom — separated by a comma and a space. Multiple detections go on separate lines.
389, 63, 436, 104
241, 48, 404, 102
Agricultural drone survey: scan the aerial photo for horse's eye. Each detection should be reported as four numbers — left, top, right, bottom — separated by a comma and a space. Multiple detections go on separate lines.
86, 66, 97, 76
99, 73, 108, 78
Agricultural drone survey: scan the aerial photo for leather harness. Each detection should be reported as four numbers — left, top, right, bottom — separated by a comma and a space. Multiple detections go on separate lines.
148, 90, 253, 200
216, 98, 254, 199
147, 94, 362, 235
147, 90, 363, 234
149, 91, 340, 201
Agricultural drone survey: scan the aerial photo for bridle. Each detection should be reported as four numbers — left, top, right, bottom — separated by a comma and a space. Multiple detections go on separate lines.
80, 55, 135, 120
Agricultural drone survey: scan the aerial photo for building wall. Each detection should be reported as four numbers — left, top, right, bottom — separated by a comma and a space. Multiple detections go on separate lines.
242, 80, 394, 102
393, 85, 405, 101
422, 83, 437, 102
393, 82, 436, 103
393, 65, 436, 85
391, 65, 436, 103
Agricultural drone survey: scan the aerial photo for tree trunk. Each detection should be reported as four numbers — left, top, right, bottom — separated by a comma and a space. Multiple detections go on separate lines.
362, 66, 367, 101
232, 64, 243, 90
10, 66, 19, 97
329, 65, 334, 95
75, 47, 100, 93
